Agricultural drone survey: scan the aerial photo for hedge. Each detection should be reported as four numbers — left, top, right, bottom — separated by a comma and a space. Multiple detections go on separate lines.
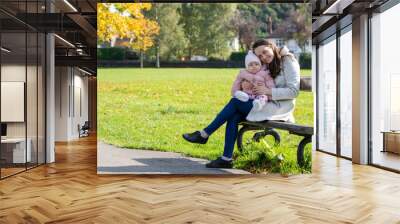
97, 47, 139, 60
299, 52, 311, 69
230, 51, 247, 61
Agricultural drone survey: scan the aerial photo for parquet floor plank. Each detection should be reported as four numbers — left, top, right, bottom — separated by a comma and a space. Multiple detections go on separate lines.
0, 135, 399, 223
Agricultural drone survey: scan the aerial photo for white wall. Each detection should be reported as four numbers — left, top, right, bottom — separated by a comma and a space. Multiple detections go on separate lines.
55, 67, 89, 141
75, 72, 89, 122
71, 71, 89, 138
1, 64, 26, 81
55, 66, 70, 141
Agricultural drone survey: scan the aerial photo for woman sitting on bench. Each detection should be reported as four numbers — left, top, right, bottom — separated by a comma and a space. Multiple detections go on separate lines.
183, 39, 301, 169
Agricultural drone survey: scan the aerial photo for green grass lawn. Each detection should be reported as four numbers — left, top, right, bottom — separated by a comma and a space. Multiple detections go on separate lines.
98, 68, 313, 175
301, 69, 311, 76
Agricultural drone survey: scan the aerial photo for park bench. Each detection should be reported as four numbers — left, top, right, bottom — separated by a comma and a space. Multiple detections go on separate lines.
237, 120, 314, 167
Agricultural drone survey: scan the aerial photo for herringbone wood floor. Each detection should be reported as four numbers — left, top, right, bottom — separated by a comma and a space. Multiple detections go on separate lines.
1, 135, 400, 224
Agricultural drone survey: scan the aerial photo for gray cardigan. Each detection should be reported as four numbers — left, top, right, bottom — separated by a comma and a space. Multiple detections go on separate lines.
246, 54, 300, 122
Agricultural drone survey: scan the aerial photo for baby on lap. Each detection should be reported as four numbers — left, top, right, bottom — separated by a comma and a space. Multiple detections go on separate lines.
231, 51, 275, 111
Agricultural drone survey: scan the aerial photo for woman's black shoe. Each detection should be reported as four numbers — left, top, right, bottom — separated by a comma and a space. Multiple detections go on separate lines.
182, 131, 208, 144
205, 157, 233, 169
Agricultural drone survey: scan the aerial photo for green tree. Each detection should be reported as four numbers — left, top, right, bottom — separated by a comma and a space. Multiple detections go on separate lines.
179, 3, 237, 59
272, 3, 311, 50
156, 4, 188, 61
179, 3, 202, 59
291, 4, 312, 51
234, 3, 310, 50
199, 4, 237, 59
230, 9, 261, 51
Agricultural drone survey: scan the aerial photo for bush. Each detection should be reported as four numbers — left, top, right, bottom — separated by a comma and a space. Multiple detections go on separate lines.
125, 49, 139, 60
299, 52, 311, 69
97, 47, 125, 60
229, 51, 247, 61
207, 56, 224, 62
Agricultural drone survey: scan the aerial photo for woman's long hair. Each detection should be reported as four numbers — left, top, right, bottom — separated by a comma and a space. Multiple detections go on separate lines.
252, 39, 281, 78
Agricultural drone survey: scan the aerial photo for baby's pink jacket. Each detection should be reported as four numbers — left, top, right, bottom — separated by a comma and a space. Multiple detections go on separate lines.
231, 69, 275, 100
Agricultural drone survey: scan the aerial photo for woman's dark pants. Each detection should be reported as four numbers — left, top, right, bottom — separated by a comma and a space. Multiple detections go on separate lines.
204, 98, 253, 158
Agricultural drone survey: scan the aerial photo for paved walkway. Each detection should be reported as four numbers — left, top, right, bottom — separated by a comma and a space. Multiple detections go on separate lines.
97, 142, 250, 174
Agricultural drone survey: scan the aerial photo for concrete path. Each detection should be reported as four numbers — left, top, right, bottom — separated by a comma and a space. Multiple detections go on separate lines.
97, 142, 250, 175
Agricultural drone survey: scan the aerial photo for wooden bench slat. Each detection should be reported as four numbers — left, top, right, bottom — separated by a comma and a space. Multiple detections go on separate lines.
240, 121, 313, 136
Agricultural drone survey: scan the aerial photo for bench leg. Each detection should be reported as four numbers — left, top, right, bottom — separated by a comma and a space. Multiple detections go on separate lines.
253, 128, 281, 146
297, 136, 312, 167
237, 126, 281, 152
237, 125, 253, 152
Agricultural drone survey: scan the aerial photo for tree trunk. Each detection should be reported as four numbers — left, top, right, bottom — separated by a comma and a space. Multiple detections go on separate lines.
140, 51, 144, 68
155, 5, 160, 68
156, 47, 160, 68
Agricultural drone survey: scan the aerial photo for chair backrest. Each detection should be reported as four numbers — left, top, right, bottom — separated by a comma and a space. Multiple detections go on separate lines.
82, 121, 90, 129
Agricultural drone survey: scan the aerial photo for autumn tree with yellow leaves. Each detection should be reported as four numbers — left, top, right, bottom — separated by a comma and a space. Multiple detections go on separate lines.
98, 3, 159, 67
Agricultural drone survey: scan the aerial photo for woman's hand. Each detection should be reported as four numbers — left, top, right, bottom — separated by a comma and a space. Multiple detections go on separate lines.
253, 83, 272, 96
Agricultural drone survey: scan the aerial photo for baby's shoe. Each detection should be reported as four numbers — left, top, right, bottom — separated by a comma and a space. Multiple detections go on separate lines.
253, 99, 265, 111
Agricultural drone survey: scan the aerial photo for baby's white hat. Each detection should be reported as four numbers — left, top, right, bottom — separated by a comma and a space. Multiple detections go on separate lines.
245, 51, 261, 69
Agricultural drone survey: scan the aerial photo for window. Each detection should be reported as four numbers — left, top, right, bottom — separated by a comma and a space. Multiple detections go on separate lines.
317, 35, 337, 154
275, 39, 285, 48
0, 1, 46, 179
370, 3, 400, 171
339, 27, 352, 158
